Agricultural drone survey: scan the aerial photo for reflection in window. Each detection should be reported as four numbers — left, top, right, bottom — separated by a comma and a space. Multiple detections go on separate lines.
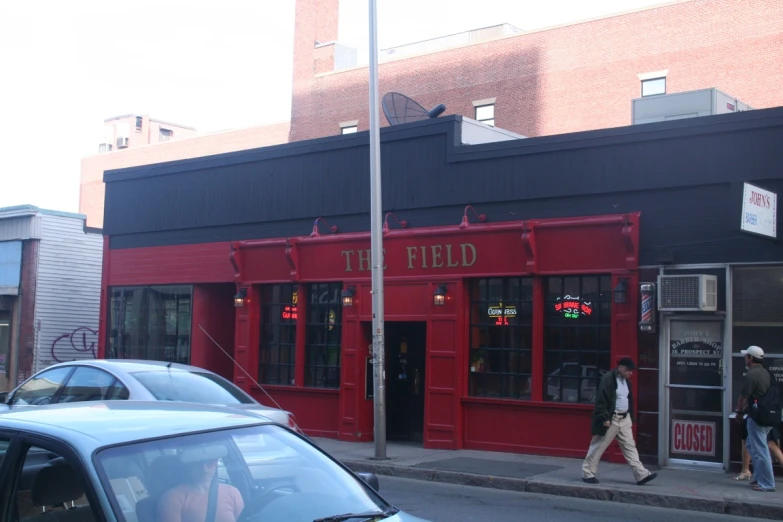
0, 312, 9, 373
259, 284, 298, 386
9, 367, 72, 405
544, 276, 612, 404
305, 283, 342, 388
732, 266, 783, 407
468, 278, 533, 399
108, 286, 192, 363
57, 366, 128, 403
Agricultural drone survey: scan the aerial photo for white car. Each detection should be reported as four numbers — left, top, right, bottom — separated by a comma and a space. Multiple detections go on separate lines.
0, 359, 302, 433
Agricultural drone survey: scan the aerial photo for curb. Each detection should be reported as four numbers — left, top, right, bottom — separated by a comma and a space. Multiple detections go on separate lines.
342, 459, 783, 521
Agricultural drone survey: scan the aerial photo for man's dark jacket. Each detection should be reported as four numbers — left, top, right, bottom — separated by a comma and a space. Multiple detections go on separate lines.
591, 369, 634, 436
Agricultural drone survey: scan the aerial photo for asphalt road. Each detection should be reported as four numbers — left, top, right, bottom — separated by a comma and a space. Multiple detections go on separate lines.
379, 476, 769, 522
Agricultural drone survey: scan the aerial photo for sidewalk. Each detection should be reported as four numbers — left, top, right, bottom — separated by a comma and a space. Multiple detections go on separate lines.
313, 438, 783, 520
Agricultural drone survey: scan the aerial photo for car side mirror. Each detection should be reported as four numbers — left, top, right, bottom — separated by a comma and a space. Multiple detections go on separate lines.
356, 472, 380, 492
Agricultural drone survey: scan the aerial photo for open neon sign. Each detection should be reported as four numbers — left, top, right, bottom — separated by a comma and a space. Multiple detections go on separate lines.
554, 295, 593, 319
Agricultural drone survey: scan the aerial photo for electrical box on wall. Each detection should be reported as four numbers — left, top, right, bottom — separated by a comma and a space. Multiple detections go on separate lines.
657, 274, 718, 312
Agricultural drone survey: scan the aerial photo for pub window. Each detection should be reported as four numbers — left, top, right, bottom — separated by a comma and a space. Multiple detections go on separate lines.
468, 277, 533, 399
731, 266, 783, 408
259, 284, 298, 386
107, 285, 192, 363
544, 276, 612, 403
305, 282, 343, 388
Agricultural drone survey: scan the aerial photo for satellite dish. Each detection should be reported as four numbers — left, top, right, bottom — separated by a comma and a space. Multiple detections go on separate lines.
382, 92, 447, 126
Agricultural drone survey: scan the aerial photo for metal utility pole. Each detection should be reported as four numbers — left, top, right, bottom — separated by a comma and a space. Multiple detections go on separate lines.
368, 0, 387, 460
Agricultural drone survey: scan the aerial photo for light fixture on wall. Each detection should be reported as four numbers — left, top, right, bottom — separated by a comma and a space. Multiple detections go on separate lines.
342, 286, 355, 307
234, 288, 247, 308
433, 284, 448, 306
613, 279, 628, 304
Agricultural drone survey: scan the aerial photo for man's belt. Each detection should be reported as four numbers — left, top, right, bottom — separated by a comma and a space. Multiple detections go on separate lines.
613, 411, 629, 419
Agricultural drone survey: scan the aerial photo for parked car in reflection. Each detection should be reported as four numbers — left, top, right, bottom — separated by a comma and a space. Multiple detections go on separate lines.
0, 359, 301, 433
0, 401, 427, 521
546, 363, 606, 403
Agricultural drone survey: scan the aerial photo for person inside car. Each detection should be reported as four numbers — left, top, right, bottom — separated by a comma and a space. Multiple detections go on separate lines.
157, 446, 244, 522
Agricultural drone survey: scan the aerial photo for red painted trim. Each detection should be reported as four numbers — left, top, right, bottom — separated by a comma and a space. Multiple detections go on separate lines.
303, 429, 340, 438
294, 283, 307, 388
461, 396, 594, 412
250, 385, 340, 396
531, 277, 544, 402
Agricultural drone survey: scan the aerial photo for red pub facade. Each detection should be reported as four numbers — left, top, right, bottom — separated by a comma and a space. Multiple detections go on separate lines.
98, 110, 783, 466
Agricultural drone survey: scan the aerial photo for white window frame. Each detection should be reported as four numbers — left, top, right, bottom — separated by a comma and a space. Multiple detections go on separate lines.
473, 98, 496, 127
339, 120, 358, 135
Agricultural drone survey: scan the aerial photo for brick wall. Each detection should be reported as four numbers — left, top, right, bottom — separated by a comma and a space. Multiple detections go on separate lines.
290, 0, 783, 140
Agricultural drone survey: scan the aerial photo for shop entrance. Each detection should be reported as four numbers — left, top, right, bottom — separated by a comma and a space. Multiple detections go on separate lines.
385, 322, 427, 443
663, 317, 726, 469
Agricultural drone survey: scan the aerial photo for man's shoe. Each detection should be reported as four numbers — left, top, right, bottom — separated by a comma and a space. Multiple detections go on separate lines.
637, 472, 658, 485
582, 477, 599, 484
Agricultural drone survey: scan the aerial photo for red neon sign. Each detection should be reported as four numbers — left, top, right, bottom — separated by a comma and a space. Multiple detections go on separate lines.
554, 296, 593, 319
282, 305, 298, 320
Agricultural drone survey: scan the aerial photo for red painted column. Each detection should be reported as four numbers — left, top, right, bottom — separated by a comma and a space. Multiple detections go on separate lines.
233, 285, 260, 393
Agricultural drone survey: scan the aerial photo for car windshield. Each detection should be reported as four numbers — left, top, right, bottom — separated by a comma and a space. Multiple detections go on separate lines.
130, 370, 255, 405
95, 424, 387, 522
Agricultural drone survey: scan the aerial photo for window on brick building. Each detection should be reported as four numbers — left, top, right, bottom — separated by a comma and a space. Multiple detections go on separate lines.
341, 125, 357, 134
259, 284, 298, 386
159, 128, 173, 141
641, 77, 666, 97
544, 275, 612, 404
475, 104, 495, 126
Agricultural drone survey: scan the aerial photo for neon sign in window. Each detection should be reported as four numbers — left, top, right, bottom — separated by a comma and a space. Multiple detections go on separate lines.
282, 291, 298, 320
554, 295, 593, 319
488, 304, 516, 326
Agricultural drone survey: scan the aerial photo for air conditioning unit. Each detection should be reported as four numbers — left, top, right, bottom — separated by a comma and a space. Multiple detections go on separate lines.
657, 274, 718, 312
116, 137, 129, 149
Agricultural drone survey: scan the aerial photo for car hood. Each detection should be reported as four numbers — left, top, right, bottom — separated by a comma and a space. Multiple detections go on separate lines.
387, 511, 430, 522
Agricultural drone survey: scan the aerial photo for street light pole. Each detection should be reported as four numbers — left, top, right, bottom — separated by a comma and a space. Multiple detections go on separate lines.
368, 0, 387, 460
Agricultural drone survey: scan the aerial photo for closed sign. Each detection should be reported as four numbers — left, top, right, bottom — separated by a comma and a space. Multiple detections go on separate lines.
672, 420, 715, 456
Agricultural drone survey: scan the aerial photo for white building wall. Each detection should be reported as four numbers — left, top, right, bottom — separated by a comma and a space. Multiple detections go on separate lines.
33, 212, 102, 372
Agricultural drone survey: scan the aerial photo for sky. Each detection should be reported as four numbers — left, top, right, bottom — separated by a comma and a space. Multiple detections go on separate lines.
0, 0, 667, 213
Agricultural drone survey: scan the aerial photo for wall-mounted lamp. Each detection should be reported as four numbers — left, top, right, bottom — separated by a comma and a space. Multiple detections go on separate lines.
433, 284, 448, 306
311, 217, 338, 237
383, 212, 408, 234
613, 278, 628, 304
460, 205, 486, 229
342, 286, 356, 307
234, 288, 248, 308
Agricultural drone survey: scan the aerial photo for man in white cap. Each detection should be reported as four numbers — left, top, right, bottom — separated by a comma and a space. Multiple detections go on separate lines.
735, 345, 776, 492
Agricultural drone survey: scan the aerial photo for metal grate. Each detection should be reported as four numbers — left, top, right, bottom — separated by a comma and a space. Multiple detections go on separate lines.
659, 275, 701, 310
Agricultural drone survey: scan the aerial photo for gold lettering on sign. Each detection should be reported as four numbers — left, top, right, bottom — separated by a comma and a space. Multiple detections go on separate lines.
446, 244, 459, 267
342, 251, 354, 272
431, 245, 444, 268
461, 243, 477, 267
358, 249, 371, 272
419, 246, 429, 268
407, 246, 417, 269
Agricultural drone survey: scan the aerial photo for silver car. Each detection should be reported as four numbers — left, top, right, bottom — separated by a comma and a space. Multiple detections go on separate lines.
0, 359, 301, 433
0, 401, 429, 522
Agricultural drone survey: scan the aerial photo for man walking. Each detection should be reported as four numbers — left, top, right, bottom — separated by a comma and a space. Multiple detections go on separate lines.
735, 345, 776, 492
582, 357, 658, 485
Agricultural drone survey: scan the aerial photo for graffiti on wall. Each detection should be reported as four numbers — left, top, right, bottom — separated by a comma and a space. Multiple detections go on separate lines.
51, 326, 98, 363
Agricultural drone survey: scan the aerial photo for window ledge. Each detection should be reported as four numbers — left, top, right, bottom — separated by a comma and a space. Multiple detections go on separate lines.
250, 384, 340, 395
462, 396, 593, 412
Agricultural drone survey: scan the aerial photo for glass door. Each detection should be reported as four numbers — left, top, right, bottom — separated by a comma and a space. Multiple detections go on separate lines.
664, 318, 725, 468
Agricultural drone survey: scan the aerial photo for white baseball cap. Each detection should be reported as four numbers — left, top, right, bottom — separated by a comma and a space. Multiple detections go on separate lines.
741, 346, 764, 359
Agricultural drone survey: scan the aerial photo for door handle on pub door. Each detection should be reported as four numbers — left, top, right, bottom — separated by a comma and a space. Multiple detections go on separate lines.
414, 368, 420, 395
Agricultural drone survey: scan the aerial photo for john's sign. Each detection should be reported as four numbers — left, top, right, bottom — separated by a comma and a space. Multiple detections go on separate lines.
341, 243, 477, 272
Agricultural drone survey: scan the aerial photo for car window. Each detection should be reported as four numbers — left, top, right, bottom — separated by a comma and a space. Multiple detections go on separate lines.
9, 367, 73, 406
11, 445, 98, 521
130, 370, 254, 404
57, 366, 125, 403
0, 435, 11, 467
95, 424, 387, 522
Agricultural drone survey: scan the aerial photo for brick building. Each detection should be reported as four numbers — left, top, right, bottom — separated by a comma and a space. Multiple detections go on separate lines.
80, 0, 783, 226
291, 0, 783, 141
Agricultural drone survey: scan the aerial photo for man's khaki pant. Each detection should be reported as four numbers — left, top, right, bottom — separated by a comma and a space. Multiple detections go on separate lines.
582, 413, 651, 482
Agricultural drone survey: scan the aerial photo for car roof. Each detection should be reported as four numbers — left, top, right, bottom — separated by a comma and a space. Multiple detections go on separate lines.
47, 359, 212, 374
0, 401, 271, 451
